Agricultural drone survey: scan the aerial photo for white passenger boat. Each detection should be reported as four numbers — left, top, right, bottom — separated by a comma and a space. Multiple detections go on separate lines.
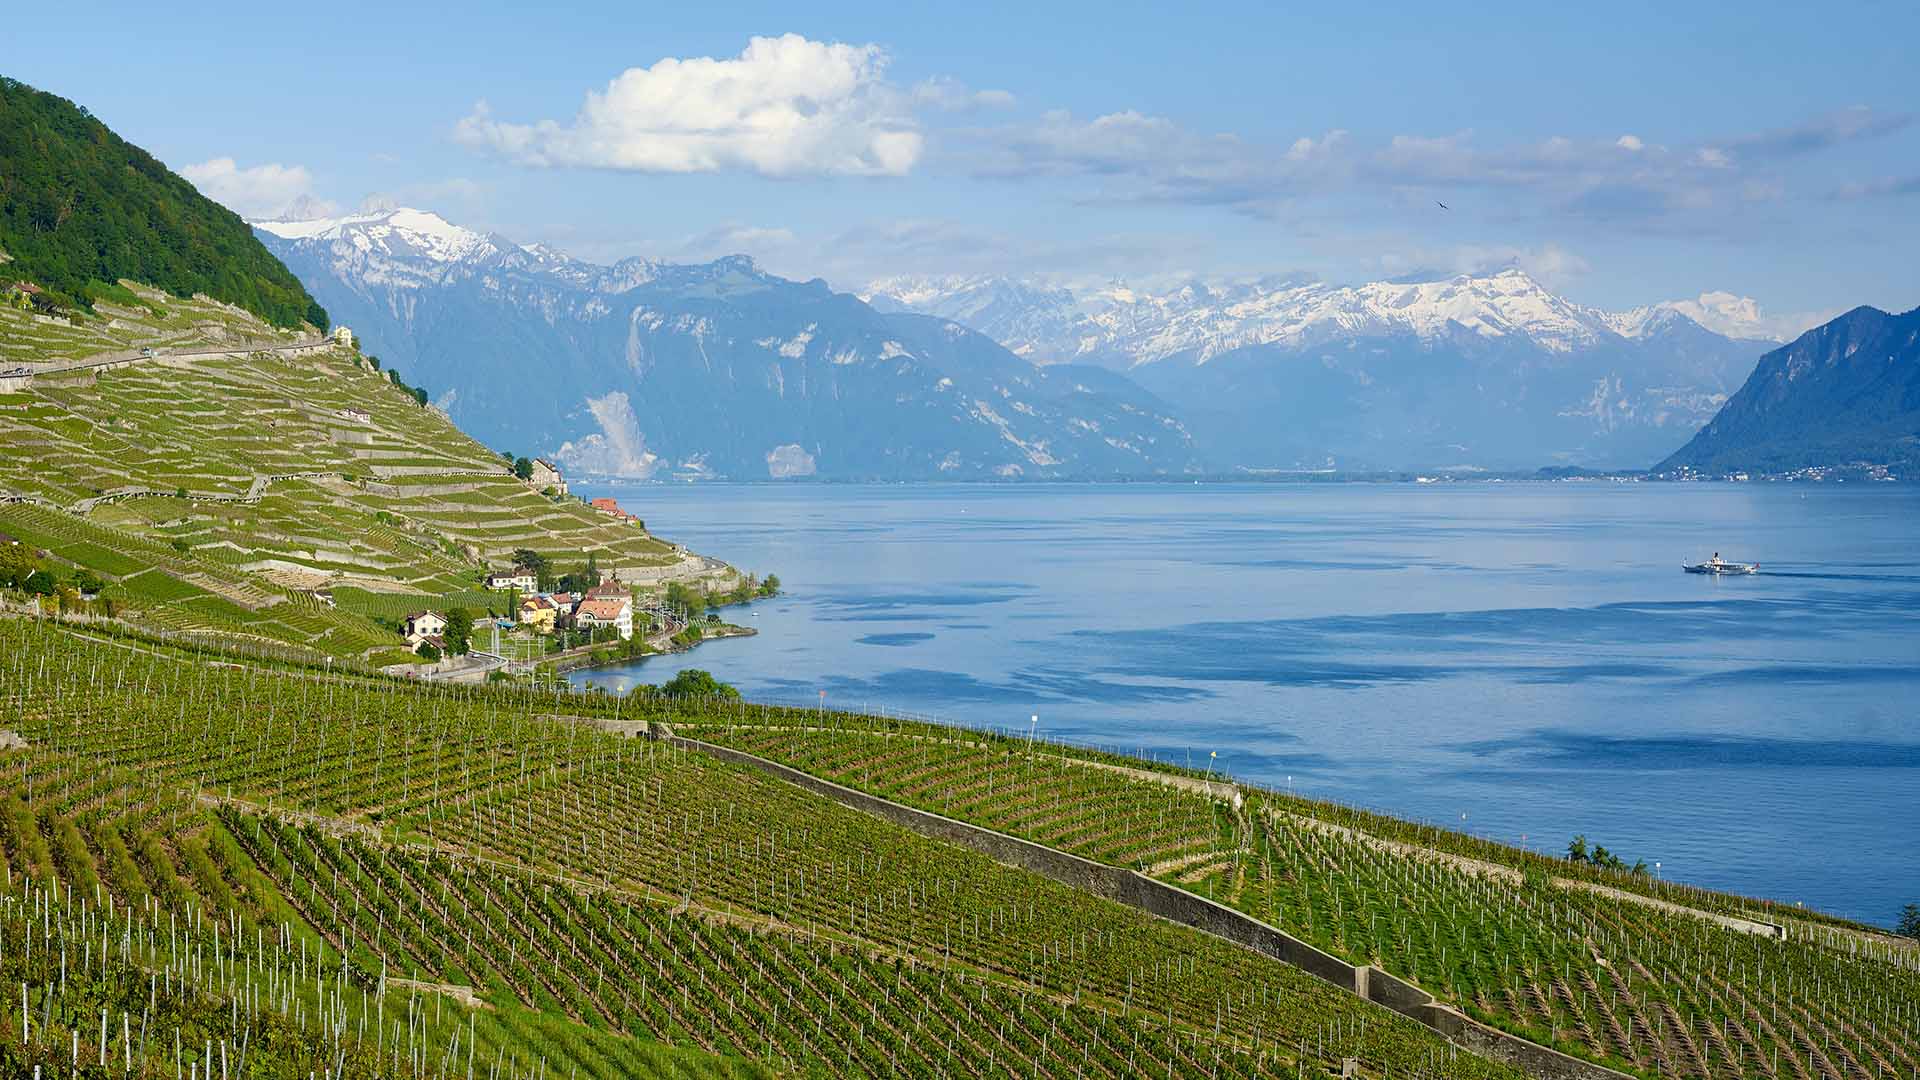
1684, 553, 1759, 575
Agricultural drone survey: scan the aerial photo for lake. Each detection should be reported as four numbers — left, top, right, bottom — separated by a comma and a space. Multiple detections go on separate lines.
570, 481, 1920, 927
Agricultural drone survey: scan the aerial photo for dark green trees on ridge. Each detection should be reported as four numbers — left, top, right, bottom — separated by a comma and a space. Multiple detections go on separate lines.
0, 75, 327, 329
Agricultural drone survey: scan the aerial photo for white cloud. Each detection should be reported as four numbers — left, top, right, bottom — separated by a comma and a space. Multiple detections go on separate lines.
1286, 130, 1349, 162
179, 158, 332, 220
1658, 291, 1838, 342
966, 111, 1347, 216
554, 391, 660, 477
1724, 105, 1912, 159
1375, 243, 1592, 288
1616, 134, 1644, 152
913, 76, 1016, 111
455, 34, 924, 177
671, 222, 800, 265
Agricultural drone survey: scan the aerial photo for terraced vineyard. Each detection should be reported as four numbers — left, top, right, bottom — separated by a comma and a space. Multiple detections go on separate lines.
1, 288, 732, 662
677, 715, 1920, 1080
0, 284, 293, 367
0, 616, 1523, 1079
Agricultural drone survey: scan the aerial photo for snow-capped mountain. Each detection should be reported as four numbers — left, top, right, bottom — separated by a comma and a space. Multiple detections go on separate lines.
869, 269, 1800, 470
866, 269, 1804, 371
254, 206, 1820, 473
254, 208, 1197, 480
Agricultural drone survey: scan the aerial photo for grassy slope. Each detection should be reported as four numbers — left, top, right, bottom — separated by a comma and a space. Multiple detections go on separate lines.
0, 291, 709, 663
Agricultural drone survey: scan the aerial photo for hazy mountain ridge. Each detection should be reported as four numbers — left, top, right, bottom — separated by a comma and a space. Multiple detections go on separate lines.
1656, 306, 1920, 476
865, 270, 1810, 470
257, 206, 1875, 475
257, 208, 1199, 480
864, 269, 1804, 369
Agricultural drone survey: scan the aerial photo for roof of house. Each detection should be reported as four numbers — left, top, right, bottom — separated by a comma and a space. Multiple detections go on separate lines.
403, 610, 444, 622
519, 595, 557, 611
531, 458, 560, 471
585, 581, 631, 598
575, 597, 630, 621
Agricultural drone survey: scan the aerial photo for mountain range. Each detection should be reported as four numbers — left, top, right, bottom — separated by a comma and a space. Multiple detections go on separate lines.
256, 204, 1901, 479
867, 271, 1805, 471
865, 271, 1808, 368
256, 208, 1198, 480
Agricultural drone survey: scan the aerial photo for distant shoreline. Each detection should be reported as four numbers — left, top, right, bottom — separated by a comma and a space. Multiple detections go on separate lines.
572, 468, 1913, 487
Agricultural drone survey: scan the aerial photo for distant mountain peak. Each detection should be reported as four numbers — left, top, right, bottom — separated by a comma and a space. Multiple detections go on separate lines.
1656, 304, 1919, 475
253, 206, 495, 266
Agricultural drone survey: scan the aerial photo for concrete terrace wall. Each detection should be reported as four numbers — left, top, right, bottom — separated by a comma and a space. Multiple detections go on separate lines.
675, 735, 1635, 1080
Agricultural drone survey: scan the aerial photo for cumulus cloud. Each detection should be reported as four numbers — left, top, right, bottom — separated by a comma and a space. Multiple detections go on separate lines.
179, 158, 332, 220
1657, 291, 1839, 342
554, 391, 660, 477
455, 34, 924, 177
1615, 134, 1645, 152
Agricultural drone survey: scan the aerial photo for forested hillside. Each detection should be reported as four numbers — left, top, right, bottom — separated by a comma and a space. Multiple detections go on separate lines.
0, 74, 326, 328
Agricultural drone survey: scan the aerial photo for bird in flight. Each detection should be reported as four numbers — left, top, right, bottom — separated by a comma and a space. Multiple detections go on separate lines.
1436, 201, 1451, 210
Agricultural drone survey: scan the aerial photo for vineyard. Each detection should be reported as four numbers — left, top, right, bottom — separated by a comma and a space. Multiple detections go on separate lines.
1, 289, 729, 665
0, 616, 1523, 1079
0, 747, 757, 1079
673, 715, 1920, 1080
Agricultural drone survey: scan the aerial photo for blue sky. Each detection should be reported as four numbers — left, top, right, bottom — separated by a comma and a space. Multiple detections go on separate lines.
10, 0, 1918, 316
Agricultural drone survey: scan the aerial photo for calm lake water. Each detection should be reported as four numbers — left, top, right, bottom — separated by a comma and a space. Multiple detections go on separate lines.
571, 482, 1920, 927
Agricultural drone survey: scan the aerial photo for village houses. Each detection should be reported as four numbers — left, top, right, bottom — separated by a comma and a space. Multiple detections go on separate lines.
573, 594, 634, 640
401, 610, 446, 652
585, 580, 631, 602
529, 458, 567, 495
516, 593, 560, 632
485, 567, 538, 592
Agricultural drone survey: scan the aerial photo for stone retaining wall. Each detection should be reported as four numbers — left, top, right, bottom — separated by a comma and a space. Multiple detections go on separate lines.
675, 735, 1633, 1080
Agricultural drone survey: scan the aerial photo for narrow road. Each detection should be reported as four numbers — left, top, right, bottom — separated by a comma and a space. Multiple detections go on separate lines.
30, 336, 331, 376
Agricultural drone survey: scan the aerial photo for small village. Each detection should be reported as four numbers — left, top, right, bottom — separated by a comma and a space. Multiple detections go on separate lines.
374, 465, 774, 679
399, 572, 693, 657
